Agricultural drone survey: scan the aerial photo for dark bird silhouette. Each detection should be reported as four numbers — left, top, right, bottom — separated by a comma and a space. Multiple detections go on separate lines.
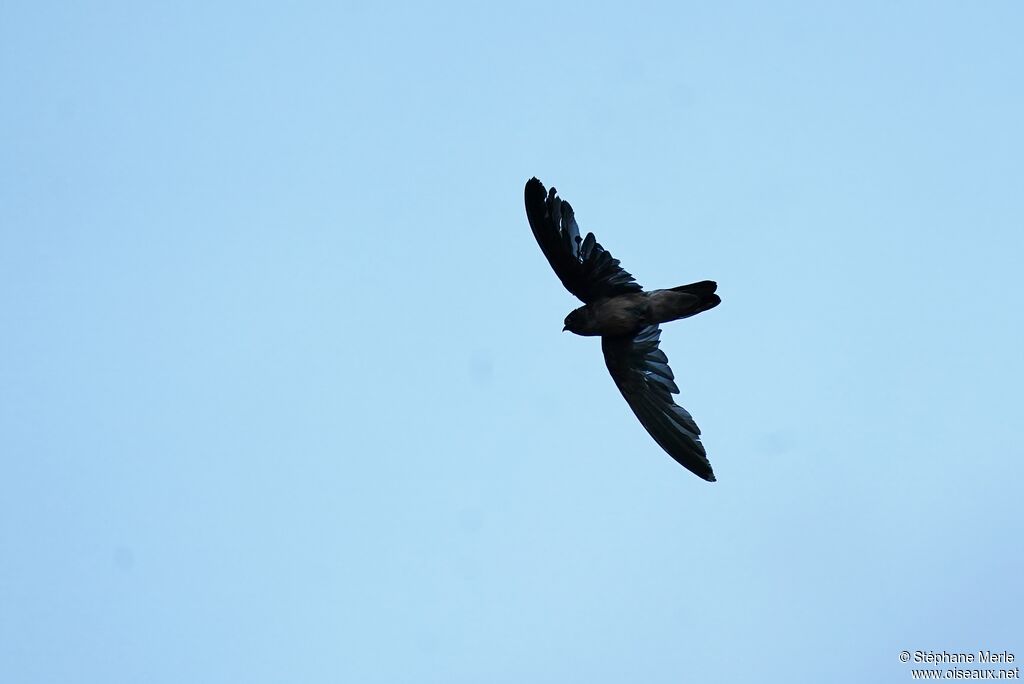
524, 177, 720, 481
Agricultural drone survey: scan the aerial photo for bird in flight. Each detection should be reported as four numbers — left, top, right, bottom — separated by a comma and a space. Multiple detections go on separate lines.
524, 177, 721, 481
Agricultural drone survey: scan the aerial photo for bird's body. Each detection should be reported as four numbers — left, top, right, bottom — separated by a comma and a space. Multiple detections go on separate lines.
524, 177, 721, 481
564, 284, 720, 337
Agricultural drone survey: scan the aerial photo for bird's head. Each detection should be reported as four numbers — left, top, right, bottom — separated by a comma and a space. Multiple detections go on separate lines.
563, 307, 595, 335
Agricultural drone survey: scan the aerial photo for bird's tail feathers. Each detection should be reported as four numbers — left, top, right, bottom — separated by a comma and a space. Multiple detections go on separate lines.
649, 280, 720, 324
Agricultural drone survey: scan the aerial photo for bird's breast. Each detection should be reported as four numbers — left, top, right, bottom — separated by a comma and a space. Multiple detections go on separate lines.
583, 295, 648, 336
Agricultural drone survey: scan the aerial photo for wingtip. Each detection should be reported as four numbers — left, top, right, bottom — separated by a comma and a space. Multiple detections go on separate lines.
525, 177, 550, 207
690, 458, 717, 482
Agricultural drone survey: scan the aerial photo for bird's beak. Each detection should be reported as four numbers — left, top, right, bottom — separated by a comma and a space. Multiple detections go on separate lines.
562, 325, 569, 332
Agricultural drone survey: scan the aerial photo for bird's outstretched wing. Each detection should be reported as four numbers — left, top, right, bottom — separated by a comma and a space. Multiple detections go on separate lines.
524, 177, 642, 303
602, 325, 716, 481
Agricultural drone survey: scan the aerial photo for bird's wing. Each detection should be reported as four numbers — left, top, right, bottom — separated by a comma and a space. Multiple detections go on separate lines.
524, 177, 642, 303
602, 325, 716, 481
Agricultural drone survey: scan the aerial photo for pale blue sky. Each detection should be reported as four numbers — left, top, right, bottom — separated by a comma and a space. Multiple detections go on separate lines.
2, 2, 1022, 682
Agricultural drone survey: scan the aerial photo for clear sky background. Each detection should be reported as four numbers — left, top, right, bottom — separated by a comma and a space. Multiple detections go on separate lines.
2, 2, 1022, 682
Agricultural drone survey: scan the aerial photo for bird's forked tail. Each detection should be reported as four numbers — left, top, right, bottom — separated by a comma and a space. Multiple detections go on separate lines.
648, 280, 720, 324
